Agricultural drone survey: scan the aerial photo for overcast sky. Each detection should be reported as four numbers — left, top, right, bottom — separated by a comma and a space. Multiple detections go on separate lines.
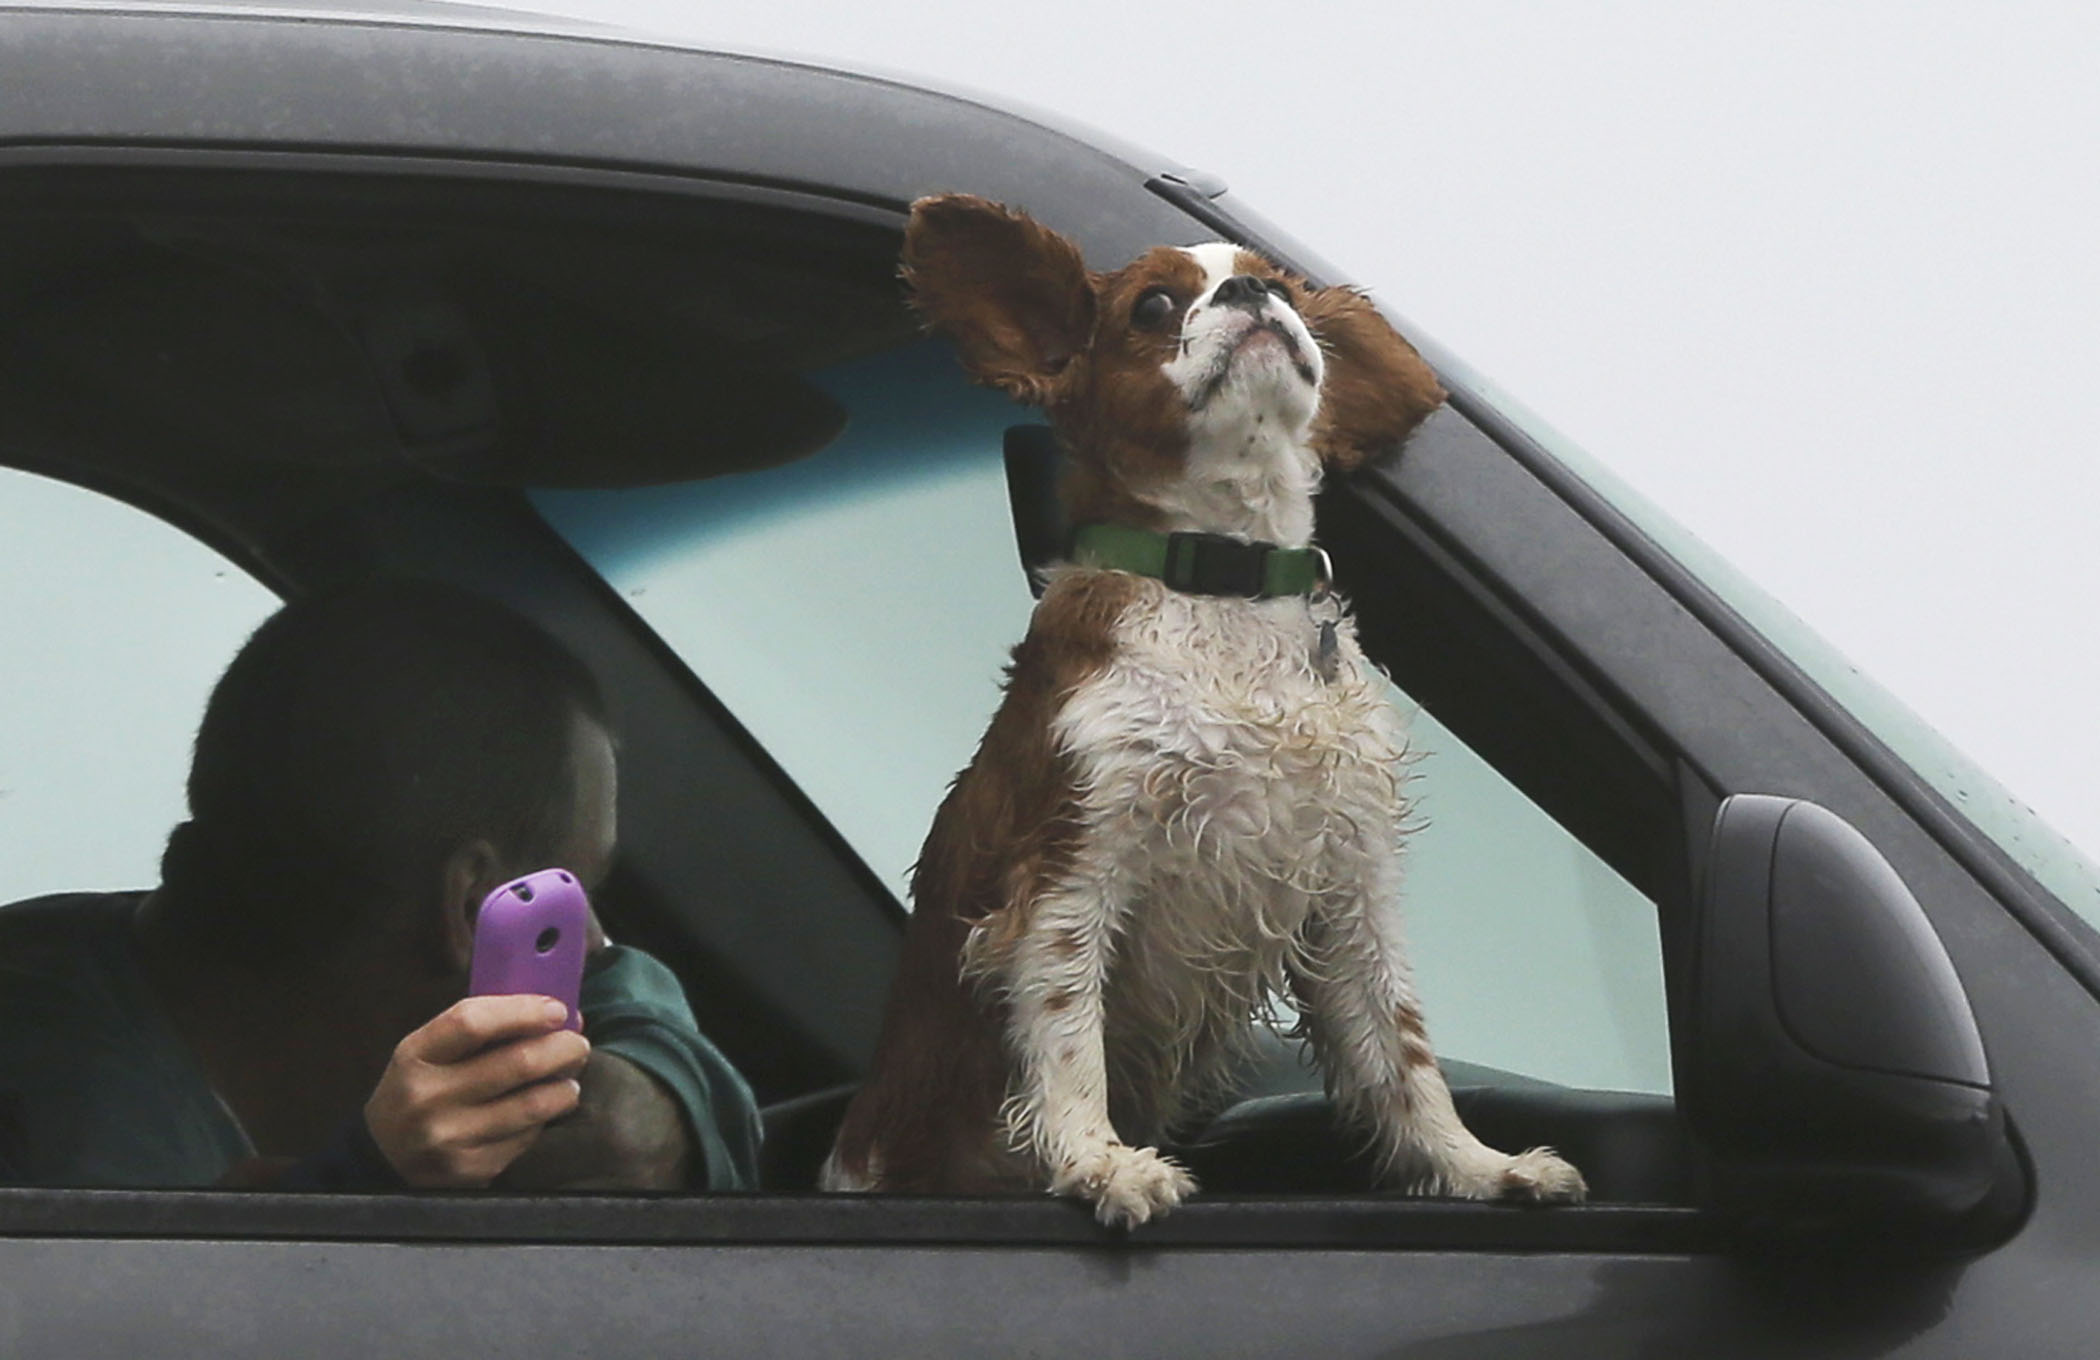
551, 0, 2100, 861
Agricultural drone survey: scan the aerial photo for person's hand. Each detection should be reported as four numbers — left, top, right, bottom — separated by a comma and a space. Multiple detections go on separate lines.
364, 995, 590, 1188
496, 1052, 693, 1191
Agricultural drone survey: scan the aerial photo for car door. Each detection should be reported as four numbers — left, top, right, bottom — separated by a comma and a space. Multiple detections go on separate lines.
3, 10, 2100, 1355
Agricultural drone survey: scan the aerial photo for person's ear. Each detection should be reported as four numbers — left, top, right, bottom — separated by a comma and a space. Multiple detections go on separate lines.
437, 839, 504, 976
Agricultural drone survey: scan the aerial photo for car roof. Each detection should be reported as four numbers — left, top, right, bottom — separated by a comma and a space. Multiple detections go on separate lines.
0, 1, 1218, 263
3, 0, 679, 43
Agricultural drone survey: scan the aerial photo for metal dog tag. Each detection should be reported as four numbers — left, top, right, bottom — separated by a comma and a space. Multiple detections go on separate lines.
1315, 620, 1339, 682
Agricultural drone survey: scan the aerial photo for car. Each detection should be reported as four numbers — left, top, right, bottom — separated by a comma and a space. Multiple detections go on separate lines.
1, 1, 2097, 1354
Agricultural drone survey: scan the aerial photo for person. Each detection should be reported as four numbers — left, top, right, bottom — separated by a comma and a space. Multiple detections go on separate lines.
0, 580, 760, 1191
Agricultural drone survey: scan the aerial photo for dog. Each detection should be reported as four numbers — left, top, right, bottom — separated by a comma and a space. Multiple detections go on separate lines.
821, 194, 1586, 1227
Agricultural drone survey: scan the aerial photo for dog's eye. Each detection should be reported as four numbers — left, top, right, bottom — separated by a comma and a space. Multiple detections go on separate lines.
1131, 288, 1177, 330
1264, 276, 1293, 304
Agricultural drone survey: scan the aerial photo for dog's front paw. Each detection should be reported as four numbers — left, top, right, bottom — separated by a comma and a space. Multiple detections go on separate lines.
1054, 1143, 1197, 1229
1445, 1146, 1587, 1205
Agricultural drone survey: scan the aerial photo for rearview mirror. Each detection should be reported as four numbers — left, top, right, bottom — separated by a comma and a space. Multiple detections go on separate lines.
1684, 795, 2026, 1248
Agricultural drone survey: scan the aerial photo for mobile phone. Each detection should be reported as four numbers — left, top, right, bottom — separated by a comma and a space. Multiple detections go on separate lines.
468, 868, 588, 1032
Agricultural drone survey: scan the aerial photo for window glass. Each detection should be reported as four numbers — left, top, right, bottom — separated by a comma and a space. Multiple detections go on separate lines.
537, 342, 1035, 900
1449, 355, 2100, 930
0, 468, 278, 905
534, 342, 1671, 1095
1396, 700, 1669, 1093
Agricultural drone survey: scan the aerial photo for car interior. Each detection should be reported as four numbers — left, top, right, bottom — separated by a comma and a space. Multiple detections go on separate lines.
0, 165, 1699, 1209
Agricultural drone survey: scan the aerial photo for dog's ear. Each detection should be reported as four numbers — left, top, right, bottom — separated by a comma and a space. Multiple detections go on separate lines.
1297, 283, 1445, 472
903, 194, 1097, 407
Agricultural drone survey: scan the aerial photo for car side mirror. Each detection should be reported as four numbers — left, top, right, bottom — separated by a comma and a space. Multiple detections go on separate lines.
1684, 795, 2026, 1248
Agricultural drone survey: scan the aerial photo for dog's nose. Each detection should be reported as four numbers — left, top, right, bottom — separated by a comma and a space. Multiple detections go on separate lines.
1211, 274, 1274, 310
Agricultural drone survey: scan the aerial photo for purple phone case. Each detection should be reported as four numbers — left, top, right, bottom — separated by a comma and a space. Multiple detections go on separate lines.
468, 868, 588, 1031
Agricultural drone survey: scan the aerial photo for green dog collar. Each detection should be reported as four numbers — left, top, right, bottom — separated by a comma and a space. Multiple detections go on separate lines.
1071, 524, 1332, 599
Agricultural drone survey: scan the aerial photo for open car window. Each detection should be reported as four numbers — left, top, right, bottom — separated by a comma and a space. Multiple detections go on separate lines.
532, 343, 1673, 1100
0, 164, 1693, 1223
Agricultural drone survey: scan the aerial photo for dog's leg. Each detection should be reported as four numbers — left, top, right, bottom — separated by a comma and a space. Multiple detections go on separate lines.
1290, 862, 1587, 1203
988, 882, 1196, 1228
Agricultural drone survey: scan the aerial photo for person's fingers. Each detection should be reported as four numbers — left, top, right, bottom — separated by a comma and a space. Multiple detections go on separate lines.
436, 1028, 591, 1107
368, 996, 595, 1188
417, 1074, 583, 1158
368, 1072, 582, 1188
403, 994, 570, 1066
435, 1074, 585, 1150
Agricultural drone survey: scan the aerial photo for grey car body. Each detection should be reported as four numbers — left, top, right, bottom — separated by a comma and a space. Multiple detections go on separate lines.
2, 3, 2098, 1355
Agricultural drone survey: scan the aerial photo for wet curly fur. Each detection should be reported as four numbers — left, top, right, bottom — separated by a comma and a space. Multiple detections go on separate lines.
822, 196, 1585, 1227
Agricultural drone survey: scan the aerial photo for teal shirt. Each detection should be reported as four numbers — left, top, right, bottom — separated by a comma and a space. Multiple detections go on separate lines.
0, 893, 760, 1190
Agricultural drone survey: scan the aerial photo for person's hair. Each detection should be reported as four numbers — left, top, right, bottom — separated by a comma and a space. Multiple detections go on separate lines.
158, 578, 609, 966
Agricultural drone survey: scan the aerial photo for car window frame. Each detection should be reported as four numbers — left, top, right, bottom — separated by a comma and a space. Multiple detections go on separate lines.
0, 149, 1914, 1261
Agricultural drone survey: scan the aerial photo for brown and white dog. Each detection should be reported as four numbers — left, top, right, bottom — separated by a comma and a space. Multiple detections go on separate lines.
821, 195, 1586, 1226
